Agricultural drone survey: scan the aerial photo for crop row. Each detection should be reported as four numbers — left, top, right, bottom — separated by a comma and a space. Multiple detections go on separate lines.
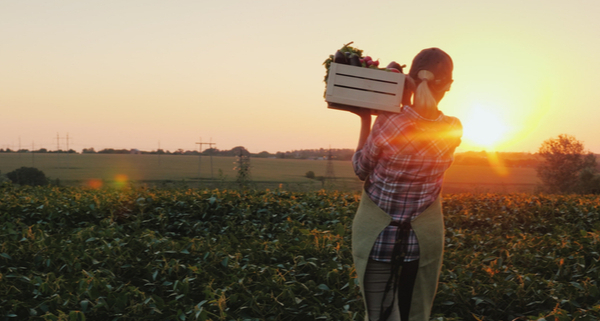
0, 183, 599, 320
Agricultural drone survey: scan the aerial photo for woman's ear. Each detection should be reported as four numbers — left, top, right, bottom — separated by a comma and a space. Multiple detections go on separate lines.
402, 76, 416, 106
442, 79, 453, 92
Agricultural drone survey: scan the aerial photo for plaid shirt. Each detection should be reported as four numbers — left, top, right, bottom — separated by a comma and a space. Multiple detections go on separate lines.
353, 106, 462, 262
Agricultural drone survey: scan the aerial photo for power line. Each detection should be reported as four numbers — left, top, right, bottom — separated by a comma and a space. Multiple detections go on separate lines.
56, 133, 61, 169
53, 133, 71, 169
66, 133, 70, 169
325, 146, 336, 182
195, 137, 216, 179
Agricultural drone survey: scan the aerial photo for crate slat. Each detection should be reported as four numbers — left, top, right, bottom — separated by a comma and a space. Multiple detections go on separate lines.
325, 62, 405, 113
333, 75, 401, 95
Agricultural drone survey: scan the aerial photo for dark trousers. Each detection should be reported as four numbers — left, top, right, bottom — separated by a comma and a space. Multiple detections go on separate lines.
363, 259, 420, 321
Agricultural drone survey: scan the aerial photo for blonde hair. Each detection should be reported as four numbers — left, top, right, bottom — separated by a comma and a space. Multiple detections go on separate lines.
414, 70, 437, 111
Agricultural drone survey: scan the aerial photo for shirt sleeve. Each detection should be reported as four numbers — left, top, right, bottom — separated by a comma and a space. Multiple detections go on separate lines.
352, 115, 386, 181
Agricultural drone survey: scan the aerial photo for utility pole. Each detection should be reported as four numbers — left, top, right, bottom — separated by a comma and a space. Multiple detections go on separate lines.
66, 133, 70, 169
56, 132, 61, 169
208, 138, 214, 178
325, 146, 336, 183
54, 133, 70, 169
195, 138, 216, 179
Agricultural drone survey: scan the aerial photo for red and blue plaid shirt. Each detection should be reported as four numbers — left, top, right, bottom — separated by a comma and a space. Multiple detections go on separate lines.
353, 106, 462, 262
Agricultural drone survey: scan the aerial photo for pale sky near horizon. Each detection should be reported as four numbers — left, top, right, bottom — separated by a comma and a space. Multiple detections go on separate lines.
2, 0, 600, 154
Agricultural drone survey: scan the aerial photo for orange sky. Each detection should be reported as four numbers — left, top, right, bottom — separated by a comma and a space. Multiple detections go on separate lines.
2, 0, 600, 154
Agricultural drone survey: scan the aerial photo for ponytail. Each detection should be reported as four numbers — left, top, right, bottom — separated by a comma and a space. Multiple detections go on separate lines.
414, 70, 438, 111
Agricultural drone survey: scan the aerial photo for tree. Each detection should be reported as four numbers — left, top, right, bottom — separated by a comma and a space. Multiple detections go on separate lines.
577, 166, 600, 194
256, 151, 272, 158
6, 167, 49, 186
234, 147, 251, 187
536, 134, 597, 193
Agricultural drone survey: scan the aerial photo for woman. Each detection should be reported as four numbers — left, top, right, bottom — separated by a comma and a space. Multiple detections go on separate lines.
350, 48, 462, 321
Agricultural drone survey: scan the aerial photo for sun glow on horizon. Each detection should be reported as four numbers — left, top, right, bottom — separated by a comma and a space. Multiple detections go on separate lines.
461, 105, 510, 151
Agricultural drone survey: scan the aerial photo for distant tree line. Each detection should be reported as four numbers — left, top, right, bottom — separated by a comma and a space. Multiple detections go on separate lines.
0, 148, 77, 154
0, 146, 357, 160
270, 148, 355, 161
453, 151, 541, 168
5, 146, 596, 170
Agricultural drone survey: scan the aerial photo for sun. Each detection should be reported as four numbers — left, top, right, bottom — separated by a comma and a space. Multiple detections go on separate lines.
460, 106, 509, 150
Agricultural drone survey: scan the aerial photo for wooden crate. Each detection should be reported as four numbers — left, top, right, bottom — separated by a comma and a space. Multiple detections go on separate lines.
325, 62, 405, 113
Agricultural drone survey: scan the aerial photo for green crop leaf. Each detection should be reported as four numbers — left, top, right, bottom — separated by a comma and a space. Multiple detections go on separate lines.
221, 257, 229, 268
176, 309, 184, 321
570, 282, 585, 291
195, 307, 206, 320
80, 300, 89, 312
69, 311, 86, 321
1, 253, 12, 260
317, 284, 330, 291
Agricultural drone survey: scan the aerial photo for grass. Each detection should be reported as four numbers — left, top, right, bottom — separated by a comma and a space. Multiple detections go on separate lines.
0, 153, 540, 193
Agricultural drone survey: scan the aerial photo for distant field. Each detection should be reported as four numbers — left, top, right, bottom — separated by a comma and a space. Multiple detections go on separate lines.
0, 153, 539, 193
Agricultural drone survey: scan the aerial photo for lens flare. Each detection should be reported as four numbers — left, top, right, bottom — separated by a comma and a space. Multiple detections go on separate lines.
485, 151, 509, 177
87, 179, 103, 189
114, 174, 128, 188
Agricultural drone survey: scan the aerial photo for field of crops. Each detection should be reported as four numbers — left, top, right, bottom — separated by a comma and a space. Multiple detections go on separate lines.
1, 183, 598, 320
0, 153, 539, 193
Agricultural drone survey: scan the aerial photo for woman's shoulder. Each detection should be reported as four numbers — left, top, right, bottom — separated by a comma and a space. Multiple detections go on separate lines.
440, 113, 462, 128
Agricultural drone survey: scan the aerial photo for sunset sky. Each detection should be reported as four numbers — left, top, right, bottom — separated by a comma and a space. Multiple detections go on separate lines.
2, 0, 600, 154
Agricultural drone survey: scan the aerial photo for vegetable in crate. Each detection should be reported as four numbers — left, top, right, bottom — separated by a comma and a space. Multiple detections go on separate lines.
323, 42, 408, 99
323, 41, 363, 97
349, 53, 362, 67
333, 50, 349, 64
386, 61, 406, 73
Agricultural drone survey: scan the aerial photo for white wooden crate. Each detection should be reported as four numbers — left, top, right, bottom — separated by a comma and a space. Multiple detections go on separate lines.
325, 62, 405, 113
